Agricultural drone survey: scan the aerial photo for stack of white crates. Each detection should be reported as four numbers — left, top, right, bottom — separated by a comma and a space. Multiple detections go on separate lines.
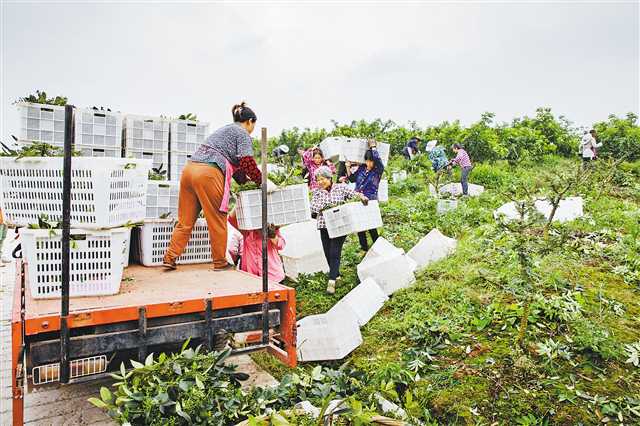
124, 115, 170, 173
74, 108, 123, 157
146, 181, 180, 219
17, 102, 66, 146
137, 218, 214, 266
169, 119, 209, 181
0, 157, 152, 299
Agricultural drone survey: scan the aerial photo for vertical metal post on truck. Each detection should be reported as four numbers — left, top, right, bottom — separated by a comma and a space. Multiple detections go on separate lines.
260, 128, 270, 344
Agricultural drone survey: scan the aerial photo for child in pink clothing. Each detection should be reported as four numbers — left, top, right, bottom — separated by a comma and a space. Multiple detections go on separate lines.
298, 146, 336, 190
228, 211, 286, 283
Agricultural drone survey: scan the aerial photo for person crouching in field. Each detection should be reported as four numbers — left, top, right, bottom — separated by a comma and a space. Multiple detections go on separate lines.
298, 146, 336, 190
447, 143, 473, 196
344, 139, 384, 252
311, 166, 369, 294
228, 210, 286, 283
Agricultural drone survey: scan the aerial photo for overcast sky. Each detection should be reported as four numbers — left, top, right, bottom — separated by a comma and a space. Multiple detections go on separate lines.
1, 1, 638, 143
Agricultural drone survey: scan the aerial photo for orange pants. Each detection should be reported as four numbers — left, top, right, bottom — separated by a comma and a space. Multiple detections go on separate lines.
165, 162, 228, 268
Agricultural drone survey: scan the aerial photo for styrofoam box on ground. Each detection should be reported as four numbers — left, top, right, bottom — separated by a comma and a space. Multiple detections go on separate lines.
436, 199, 459, 215
236, 184, 311, 230
440, 183, 485, 197
282, 251, 329, 282
75, 108, 123, 149
407, 229, 457, 271
392, 170, 408, 183
146, 180, 179, 219
17, 102, 66, 145
124, 115, 169, 152
170, 151, 191, 181
170, 119, 209, 154
138, 218, 213, 266
494, 197, 584, 223
0, 157, 151, 228
378, 179, 388, 202
20, 227, 130, 299
296, 302, 362, 362
357, 252, 416, 296
331, 278, 387, 326
323, 200, 383, 239
278, 220, 323, 257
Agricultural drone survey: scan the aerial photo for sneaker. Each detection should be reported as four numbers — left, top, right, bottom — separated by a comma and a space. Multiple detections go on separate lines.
162, 257, 177, 270
326, 280, 336, 294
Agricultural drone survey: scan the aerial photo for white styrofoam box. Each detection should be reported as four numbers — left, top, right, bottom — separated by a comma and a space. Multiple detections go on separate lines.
282, 251, 329, 281
170, 119, 209, 154
323, 201, 383, 239
357, 253, 416, 296
17, 102, 66, 144
0, 157, 151, 228
296, 302, 362, 361
378, 179, 388, 202
235, 184, 311, 230
19, 227, 130, 299
146, 180, 179, 219
75, 108, 123, 149
439, 183, 485, 197
436, 199, 458, 215
124, 115, 169, 152
494, 197, 584, 223
267, 163, 285, 174
376, 142, 391, 166
278, 220, 323, 257
169, 151, 191, 181
331, 278, 387, 326
407, 229, 457, 270
392, 170, 407, 183
78, 145, 121, 158
138, 218, 212, 266
361, 237, 404, 265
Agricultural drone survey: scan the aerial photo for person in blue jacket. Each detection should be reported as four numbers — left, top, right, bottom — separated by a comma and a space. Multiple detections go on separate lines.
402, 136, 421, 159
345, 139, 384, 252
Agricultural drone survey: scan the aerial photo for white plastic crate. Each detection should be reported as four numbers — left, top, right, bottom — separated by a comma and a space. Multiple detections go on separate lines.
318, 137, 390, 166
0, 157, 151, 228
170, 119, 209, 154
361, 237, 403, 264
125, 149, 168, 173
323, 200, 383, 238
282, 251, 329, 282
19, 227, 130, 299
146, 181, 179, 219
124, 115, 169, 152
17, 102, 66, 144
138, 219, 212, 266
494, 197, 584, 223
75, 108, 123, 149
378, 179, 388, 202
235, 184, 311, 230
392, 170, 407, 183
77, 146, 121, 158
278, 220, 323, 257
407, 229, 457, 271
436, 199, 458, 215
296, 302, 362, 362
169, 151, 191, 181
439, 183, 485, 197
357, 253, 416, 296
331, 278, 387, 326
319, 137, 344, 161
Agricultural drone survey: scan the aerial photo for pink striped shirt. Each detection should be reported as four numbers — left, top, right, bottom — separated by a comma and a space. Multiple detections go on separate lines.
452, 149, 472, 168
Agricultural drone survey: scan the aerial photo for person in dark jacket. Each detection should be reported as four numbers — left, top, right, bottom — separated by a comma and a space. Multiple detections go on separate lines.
346, 140, 384, 251
402, 136, 421, 159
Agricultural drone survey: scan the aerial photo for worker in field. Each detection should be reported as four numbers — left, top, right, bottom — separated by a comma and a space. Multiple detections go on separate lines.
298, 145, 336, 190
163, 102, 275, 271
447, 143, 473, 196
344, 139, 384, 252
402, 136, 422, 160
311, 166, 369, 294
580, 129, 601, 163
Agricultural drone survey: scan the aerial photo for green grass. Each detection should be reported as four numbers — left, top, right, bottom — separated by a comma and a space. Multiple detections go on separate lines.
253, 155, 640, 425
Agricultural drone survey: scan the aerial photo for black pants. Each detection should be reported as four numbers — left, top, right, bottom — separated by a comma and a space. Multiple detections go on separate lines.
357, 228, 379, 251
319, 228, 347, 280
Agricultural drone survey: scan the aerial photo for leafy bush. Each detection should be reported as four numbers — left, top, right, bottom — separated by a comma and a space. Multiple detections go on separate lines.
593, 113, 640, 161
